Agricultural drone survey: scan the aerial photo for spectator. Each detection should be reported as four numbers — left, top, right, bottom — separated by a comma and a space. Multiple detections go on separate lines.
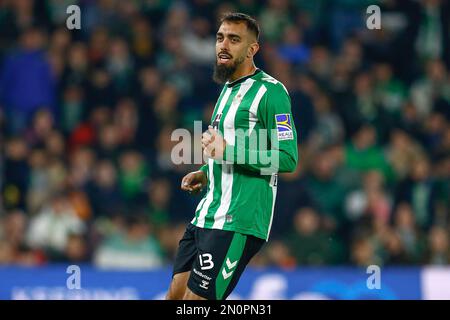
373, 62, 407, 117
24, 108, 54, 148
345, 170, 391, 224
307, 92, 344, 150
58, 233, 90, 264
60, 85, 85, 135
384, 231, 411, 265
182, 16, 215, 66
118, 150, 149, 203
0, 209, 44, 265
2, 137, 29, 210
307, 45, 333, 85
26, 148, 52, 214
425, 226, 450, 265
106, 37, 135, 96
26, 192, 86, 260
276, 24, 310, 65
414, 0, 449, 63
67, 146, 96, 189
410, 59, 450, 120
386, 129, 426, 181
258, 0, 292, 43
114, 98, 139, 147
391, 203, 427, 264
130, 15, 155, 62
350, 236, 383, 267
344, 124, 394, 183
395, 157, 440, 229
264, 240, 297, 269
0, 27, 55, 134
306, 149, 347, 231
86, 159, 123, 218
93, 215, 165, 270
95, 124, 121, 160
145, 178, 172, 228
284, 207, 345, 265
0, 1, 448, 269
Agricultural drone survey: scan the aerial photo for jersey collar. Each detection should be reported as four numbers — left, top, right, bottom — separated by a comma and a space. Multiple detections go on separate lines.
226, 68, 261, 88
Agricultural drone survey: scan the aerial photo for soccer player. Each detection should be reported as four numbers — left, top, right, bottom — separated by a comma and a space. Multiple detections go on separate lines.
166, 12, 298, 300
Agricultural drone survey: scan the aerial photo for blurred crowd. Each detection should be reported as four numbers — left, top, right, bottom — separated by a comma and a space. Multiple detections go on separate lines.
0, 0, 449, 269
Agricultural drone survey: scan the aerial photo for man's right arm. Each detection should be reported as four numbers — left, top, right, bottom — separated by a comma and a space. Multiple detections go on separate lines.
199, 163, 208, 177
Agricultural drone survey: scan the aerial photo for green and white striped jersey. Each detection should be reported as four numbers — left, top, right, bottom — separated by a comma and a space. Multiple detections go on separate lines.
191, 69, 298, 240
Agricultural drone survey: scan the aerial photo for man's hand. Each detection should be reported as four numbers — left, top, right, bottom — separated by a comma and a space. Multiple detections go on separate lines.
181, 170, 207, 195
202, 126, 227, 160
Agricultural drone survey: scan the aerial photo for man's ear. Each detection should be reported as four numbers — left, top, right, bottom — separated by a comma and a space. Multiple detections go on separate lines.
247, 42, 259, 58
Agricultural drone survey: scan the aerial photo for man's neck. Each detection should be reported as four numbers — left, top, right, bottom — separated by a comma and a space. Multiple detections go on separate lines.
228, 63, 257, 83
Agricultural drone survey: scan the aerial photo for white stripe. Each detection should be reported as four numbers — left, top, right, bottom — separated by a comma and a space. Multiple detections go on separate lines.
196, 158, 215, 227
266, 174, 278, 241
217, 87, 232, 113
212, 79, 255, 229
211, 163, 234, 229
223, 79, 255, 146
248, 85, 267, 135
280, 82, 289, 95
195, 197, 207, 212
192, 196, 207, 224
195, 87, 233, 227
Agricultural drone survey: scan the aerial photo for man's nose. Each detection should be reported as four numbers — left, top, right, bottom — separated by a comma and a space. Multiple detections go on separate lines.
219, 38, 230, 50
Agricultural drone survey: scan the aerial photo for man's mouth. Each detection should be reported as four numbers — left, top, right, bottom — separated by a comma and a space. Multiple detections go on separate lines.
218, 53, 232, 64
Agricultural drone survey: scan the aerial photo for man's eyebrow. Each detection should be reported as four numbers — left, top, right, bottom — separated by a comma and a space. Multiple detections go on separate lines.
228, 33, 241, 39
216, 32, 241, 39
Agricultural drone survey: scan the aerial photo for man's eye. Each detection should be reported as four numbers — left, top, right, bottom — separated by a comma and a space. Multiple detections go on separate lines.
217, 37, 223, 42
231, 38, 238, 43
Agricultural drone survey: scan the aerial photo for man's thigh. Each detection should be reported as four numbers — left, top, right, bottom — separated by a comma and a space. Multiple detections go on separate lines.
167, 223, 198, 300
186, 227, 264, 300
172, 223, 198, 276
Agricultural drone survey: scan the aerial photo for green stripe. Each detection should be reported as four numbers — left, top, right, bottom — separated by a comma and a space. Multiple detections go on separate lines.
215, 232, 247, 299
226, 82, 265, 226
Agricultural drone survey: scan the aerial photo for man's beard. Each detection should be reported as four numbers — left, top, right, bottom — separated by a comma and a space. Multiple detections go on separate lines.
213, 55, 245, 84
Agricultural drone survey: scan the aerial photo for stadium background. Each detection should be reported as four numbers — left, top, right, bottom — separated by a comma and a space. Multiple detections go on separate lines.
0, 0, 449, 299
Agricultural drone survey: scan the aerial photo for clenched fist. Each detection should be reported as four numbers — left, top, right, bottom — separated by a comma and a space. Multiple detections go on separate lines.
181, 170, 207, 195
202, 126, 227, 160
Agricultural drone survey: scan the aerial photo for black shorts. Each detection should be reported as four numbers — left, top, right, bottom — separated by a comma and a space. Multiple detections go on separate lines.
172, 223, 265, 300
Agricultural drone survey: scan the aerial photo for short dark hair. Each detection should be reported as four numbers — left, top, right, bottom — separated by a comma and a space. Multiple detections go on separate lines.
220, 12, 260, 41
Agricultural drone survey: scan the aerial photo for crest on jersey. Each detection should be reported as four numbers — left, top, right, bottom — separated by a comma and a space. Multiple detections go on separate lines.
275, 114, 293, 140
